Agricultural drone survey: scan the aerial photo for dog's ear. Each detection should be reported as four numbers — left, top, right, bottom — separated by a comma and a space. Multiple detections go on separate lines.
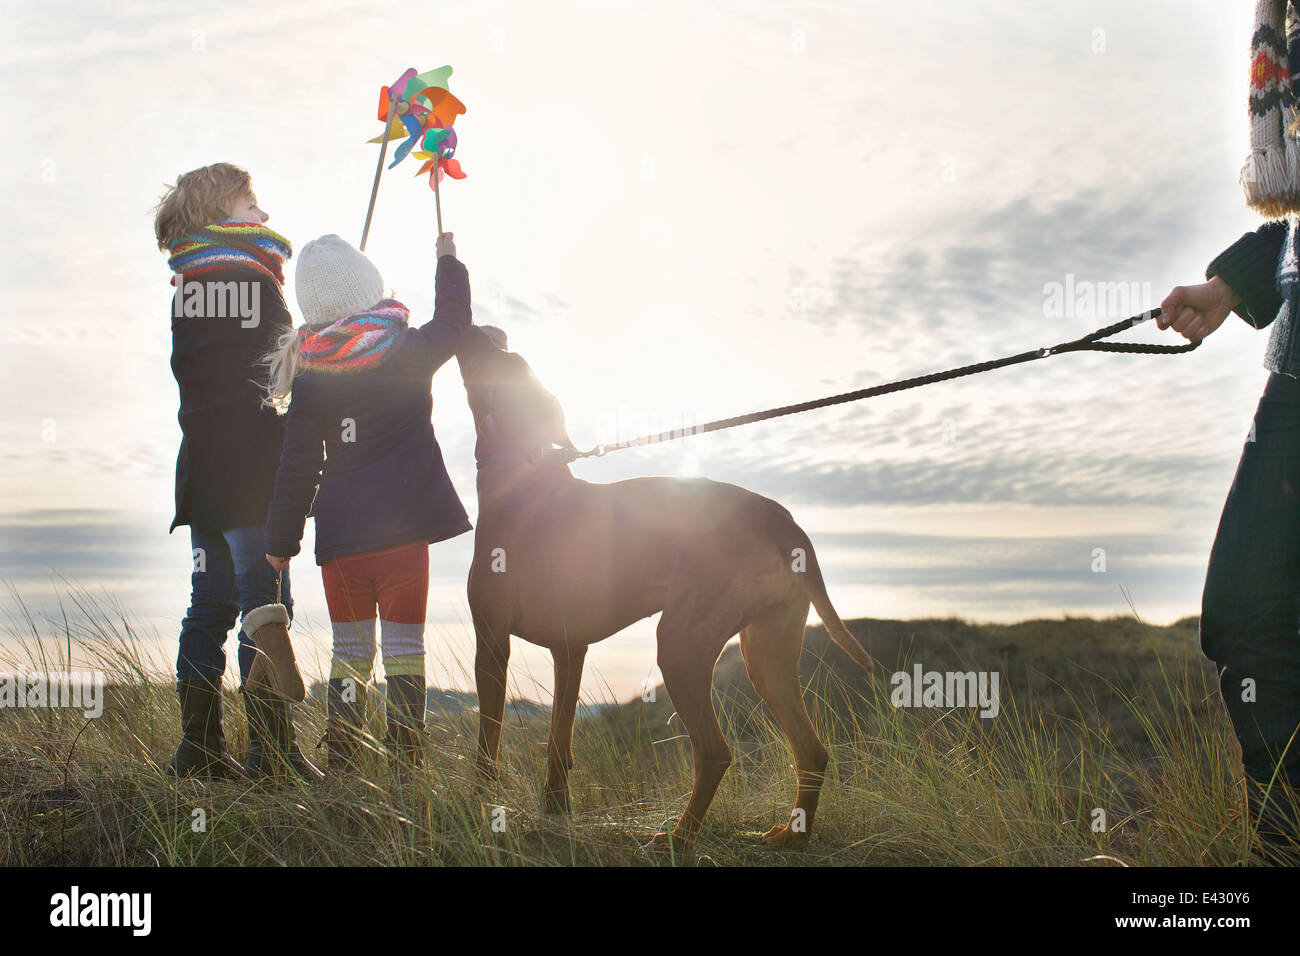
479, 325, 508, 350
456, 324, 507, 360
456, 326, 489, 361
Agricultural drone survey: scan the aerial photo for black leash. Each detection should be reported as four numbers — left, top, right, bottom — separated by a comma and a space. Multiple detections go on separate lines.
558, 309, 1198, 463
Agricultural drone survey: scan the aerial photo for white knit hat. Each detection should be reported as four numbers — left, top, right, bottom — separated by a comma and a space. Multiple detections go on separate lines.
294, 235, 385, 327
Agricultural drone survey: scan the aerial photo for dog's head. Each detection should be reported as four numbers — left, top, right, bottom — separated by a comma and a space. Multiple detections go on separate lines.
456, 325, 576, 463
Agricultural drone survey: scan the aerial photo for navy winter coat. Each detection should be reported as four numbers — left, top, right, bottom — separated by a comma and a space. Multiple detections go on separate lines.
169, 267, 293, 533
264, 255, 473, 564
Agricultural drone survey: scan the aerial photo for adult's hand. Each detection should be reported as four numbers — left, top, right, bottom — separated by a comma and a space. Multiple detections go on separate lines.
265, 554, 290, 571
436, 231, 456, 258
1158, 276, 1241, 342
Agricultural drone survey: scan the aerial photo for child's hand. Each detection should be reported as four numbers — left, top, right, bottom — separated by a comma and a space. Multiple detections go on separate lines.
265, 554, 290, 571
437, 232, 456, 259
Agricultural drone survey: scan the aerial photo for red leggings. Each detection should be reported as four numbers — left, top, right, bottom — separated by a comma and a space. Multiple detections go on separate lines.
321, 541, 428, 679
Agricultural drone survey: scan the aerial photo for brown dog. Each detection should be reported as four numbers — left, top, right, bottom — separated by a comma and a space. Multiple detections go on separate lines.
455, 325, 874, 855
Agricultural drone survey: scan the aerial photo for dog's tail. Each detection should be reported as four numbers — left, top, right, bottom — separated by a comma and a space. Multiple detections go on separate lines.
781, 515, 875, 673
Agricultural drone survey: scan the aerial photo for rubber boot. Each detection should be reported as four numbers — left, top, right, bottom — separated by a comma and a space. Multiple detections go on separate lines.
167, 678, 244, 778
325, 676, 368, 778
385, 674, 427, 772
242, 687, 324, 782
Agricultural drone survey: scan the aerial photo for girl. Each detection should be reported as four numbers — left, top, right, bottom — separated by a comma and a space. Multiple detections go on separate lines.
156, 162, 320, 780
263, 231, 472, 774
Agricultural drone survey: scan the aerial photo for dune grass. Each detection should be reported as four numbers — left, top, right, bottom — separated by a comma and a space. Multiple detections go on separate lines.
0, 584, 1289, 866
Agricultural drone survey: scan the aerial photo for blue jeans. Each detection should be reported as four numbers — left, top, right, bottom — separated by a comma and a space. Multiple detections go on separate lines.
177, 524, 293, 685
1201, 372, 1300, 793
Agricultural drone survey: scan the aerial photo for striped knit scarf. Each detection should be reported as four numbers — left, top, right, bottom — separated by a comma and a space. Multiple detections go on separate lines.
167, 221, 293, 284
1245, 0, 1300, 217
298, 300, 410, 373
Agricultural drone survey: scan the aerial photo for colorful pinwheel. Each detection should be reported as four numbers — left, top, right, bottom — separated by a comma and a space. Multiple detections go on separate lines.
360, 65, 468, 249
371, 66, 466, 168
413, 125, 466, 193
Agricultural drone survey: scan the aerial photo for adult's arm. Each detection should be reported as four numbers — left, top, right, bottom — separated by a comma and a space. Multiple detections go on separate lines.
1205, 220, 1288, 329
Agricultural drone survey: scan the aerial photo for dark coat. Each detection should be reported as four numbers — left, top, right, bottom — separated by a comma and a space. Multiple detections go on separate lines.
169, 267, 292, 533
264, 254, 473, 564
1205, 222, 1300, 377
1207, 222, 1287, 331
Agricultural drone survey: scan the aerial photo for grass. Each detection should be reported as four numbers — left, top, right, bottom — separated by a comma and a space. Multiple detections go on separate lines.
0, 584, 1292, 866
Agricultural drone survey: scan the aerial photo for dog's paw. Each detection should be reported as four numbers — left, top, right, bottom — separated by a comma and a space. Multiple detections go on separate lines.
542, 789, 572, 815
643, 832, 675, 857
760, 823, 811, 849
643, 831, 696, 863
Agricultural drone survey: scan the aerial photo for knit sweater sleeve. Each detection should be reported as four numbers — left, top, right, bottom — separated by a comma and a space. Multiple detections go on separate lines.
1205, 221, 1288, 330
415, 254, 472, 372
264, 386, 325, 558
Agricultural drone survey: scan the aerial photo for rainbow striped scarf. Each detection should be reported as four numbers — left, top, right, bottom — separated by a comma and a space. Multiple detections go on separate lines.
298, 300, 410, 373
167, 221, 293, 284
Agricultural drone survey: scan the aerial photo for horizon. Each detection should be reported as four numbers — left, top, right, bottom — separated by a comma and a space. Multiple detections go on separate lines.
0, 600, 1199, 709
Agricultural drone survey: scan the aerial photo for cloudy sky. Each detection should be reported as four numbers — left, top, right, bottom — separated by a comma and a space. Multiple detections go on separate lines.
0, 0, 1274, 700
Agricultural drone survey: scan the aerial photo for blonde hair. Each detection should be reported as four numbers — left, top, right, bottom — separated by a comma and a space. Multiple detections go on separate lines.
154, 162, 253, 250
262, 327, 302, 414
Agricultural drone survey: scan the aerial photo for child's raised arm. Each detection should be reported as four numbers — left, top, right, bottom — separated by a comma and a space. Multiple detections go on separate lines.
415, 232, 471, 372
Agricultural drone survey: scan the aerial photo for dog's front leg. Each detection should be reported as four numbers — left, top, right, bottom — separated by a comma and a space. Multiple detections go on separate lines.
543, 644, 588, 814
472, 609, 511, 790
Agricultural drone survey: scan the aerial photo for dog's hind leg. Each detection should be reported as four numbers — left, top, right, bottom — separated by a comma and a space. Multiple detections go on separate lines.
543, 643, 587, 814
739, 598, 830, 848
647, 597, 737, 857
472, 603, 512, 788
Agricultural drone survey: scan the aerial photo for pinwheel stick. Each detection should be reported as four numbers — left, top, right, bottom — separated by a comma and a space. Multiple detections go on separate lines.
432, 163, 444, 234
360, 105, 399, 252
